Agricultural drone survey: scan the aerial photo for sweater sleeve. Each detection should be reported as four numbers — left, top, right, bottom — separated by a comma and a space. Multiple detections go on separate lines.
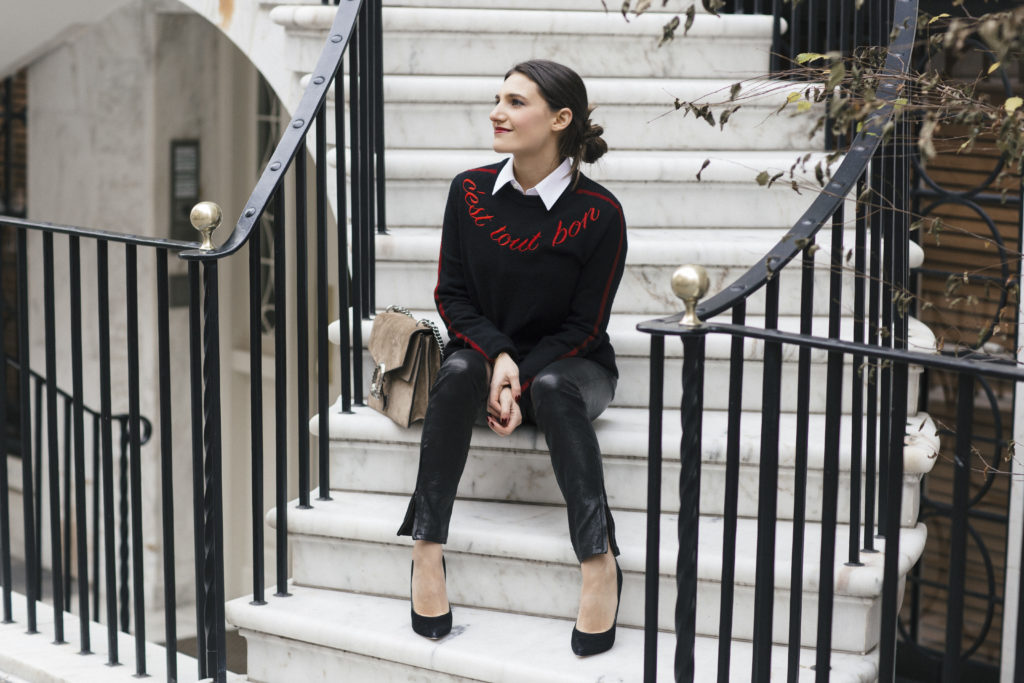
434, 177, 518, 362
517, 196, 627, 388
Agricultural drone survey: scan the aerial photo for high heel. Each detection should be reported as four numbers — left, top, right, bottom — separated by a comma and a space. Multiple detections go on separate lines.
411, 557, 452, 639
571, 559, 622, 656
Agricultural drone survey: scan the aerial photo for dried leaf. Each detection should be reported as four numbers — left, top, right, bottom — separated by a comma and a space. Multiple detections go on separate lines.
683, 5, 695, 35
928, 12, 950, 25
701, 0, 725, 16
621, 0, 631, 20
1005, 96, 1023, 114
988, 61, 1002, 75
696, 158, 711, 181
796, 52, 827, 64
797, 100, 812, 113
767, 171, 784, 187
826, 62, 846, 90
719, 105, 740, 129
659, 14, 681, 45
756, 170, 770, 186
729, 82, 742, 101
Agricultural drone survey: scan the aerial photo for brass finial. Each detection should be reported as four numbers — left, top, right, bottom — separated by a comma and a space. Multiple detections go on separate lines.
671, 264, 709, 326
190, 201, 222, 251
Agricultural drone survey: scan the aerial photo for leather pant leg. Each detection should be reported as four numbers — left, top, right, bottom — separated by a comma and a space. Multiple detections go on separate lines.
525, 357, 618, 563
397, 349, 489, 543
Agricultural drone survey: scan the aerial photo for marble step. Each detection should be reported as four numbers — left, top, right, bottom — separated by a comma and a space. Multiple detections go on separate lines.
270, 490, 926, 652
314, 405, 937, 526
329, 311, 933, 411
227, 584, 881, 683
382, 0, 684, 10
0, 592, 229, 683
271, 7, 778, 80
304, 74, 825, 152
367, 224, 924, 319
330, 148, 826, 230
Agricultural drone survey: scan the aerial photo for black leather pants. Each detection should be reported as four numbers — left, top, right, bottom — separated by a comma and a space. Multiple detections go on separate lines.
397, 349, 619, 562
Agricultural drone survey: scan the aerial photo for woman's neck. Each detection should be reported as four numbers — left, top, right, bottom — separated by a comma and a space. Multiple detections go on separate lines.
511, 152, 562, 192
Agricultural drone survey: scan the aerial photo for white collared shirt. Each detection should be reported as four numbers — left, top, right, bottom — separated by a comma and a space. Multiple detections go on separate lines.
492, 157, 572, 211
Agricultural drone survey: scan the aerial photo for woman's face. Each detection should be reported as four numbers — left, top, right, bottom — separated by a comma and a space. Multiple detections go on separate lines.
490, 72, 569, 159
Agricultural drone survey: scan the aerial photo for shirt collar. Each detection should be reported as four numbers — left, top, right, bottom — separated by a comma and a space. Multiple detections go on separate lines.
492, 157, 572, 211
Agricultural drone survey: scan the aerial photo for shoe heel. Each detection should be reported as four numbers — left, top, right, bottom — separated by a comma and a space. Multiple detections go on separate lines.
571, 559, 622, 657
411, 558, 453, 639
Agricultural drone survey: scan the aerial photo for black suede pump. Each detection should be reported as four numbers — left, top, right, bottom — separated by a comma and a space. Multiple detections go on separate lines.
570, 560, 622, 656
410, 558, 452, 639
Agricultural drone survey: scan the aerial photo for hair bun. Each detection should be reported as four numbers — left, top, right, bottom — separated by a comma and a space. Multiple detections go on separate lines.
580, 120, 607, 164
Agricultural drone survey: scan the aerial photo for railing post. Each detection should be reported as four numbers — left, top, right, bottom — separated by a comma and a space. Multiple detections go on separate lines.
201, 260, 228, 682
187, 203, 228, 682
670, 265, 709, 683
676, 331, 705, 683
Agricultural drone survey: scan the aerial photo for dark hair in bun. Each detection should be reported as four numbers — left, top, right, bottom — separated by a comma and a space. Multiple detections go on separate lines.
504, 59, 607, 185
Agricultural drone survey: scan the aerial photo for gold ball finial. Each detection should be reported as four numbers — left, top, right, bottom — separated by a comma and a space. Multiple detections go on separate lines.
190, 201, 222, 251
671, 264, 709, 326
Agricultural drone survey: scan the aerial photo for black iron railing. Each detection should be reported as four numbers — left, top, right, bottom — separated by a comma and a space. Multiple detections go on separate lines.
0, 355, 152, 656
633, 0, 990, 681
0, 221, 185, 675
0, 1, 384, 681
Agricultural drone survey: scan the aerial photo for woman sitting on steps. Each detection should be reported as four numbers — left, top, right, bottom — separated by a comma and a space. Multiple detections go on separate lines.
396, 58, 628, 657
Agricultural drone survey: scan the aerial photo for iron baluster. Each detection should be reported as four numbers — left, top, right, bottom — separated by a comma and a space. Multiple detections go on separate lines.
156, 249, 178, 681
42, 231, 66, 643
315, 105, 332, 501
96, 240, 117, 661
248, 214, 267, 607
334, 64, 352, 414
126, 244, 148, 673
751, 275, 782, 682
69, 236, 91, 650
717, 300, 746, 683
787, 244, 815, 683
815, 209, 847, 682
643, 334, 664, 683
273, 186, 290, 598
295, 146, 311, 510
16, 229, 36, 633
348, 23, 364, 406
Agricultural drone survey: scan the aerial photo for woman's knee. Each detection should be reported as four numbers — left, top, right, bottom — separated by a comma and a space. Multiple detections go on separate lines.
432, 350, 489, 399
530, 369, 584, 415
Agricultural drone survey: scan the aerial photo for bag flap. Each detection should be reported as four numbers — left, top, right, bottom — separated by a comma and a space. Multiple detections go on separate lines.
368, 311, 431, 370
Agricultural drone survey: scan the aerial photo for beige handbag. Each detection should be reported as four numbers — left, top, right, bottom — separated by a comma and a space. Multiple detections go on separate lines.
367, 306, 443, 427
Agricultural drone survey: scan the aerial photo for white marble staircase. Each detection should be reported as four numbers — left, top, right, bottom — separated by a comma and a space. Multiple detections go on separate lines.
224, 2, 939, 681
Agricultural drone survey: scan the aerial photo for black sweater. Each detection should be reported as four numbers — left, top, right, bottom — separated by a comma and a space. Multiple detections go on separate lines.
435, 159, 628, 390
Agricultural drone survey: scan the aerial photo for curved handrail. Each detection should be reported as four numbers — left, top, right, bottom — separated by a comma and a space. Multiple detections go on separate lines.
180, 0, 363, 261
3, 354, 154, 444
0, 215, 199, 251
680, 0, 919, 323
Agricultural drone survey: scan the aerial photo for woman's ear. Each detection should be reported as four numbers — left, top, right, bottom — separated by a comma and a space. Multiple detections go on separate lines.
551, 107, 573, 132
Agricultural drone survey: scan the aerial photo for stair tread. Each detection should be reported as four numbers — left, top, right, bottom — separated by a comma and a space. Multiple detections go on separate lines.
227, 585, 879, 682
316, 405, 938, 475
372, 225, 920, 267
332, 148, 829, 183
308, 73, 815, 107
273, 490, 926, 598
328, 308, 938, 361
273, 6, 776, 39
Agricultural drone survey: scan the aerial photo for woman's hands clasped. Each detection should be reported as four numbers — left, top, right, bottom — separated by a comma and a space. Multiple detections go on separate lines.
487, 352, 522, 436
